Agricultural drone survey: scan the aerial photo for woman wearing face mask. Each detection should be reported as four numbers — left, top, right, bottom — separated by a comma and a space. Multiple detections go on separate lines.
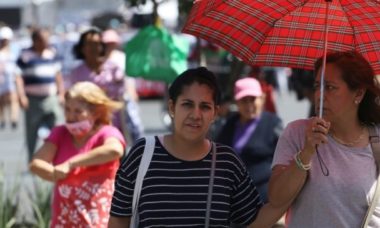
29, 81, 126, 227
67, 28, 140, 144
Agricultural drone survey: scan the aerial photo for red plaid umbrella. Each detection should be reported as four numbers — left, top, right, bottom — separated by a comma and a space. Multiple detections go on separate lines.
182, 0, 380, 75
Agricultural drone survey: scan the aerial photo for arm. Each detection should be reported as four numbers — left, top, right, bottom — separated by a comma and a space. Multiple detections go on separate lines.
125, 78, 139, 101
55, 72, 65, 105
108, 216, 130, 228
268, 162, 309, 207
29, 142, 57, 182
54, 137, 124, 179
248, 202, 290, 228
15, 75, 28, 109
268, 117, 330, 207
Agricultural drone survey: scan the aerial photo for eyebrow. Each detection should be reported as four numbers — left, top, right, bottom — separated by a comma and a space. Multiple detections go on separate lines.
180, 99, 213, 105
314, 79, 336, 84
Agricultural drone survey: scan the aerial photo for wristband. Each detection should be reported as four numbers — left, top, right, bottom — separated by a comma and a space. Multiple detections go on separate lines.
294, 150, 311, 171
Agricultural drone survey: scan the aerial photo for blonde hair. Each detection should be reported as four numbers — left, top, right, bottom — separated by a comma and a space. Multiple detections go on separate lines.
65, 82, 123, 125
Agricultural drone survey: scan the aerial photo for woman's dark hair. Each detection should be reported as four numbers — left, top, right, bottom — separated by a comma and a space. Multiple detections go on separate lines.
169, 67, 221, 105
72, 27, 105, 60
315, 51, 380, 124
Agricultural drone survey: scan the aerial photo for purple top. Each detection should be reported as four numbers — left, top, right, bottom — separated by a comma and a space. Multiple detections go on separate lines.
68, 60, 125, 100
232, 117, 260, 154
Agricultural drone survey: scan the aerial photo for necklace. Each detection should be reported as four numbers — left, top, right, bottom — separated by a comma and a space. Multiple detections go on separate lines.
330, 126, 366, 147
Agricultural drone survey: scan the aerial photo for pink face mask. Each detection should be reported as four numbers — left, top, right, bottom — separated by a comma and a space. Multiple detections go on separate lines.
65, 120, 93, 136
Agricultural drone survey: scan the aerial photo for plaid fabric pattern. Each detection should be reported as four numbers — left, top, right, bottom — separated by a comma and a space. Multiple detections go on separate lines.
182, 0, 380, 74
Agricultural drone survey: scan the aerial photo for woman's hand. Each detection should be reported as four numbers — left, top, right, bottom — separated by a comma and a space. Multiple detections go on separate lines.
53, 162, 72, 180
304, 117, 330, 154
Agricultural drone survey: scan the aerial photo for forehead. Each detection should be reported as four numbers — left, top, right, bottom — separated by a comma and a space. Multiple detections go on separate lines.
316, 63, 343, 83
34, 31, 49, 41
178, 83, 214, 102
65, 98, 90, 108
237, 96, 257, 101
84, 33, 101, 42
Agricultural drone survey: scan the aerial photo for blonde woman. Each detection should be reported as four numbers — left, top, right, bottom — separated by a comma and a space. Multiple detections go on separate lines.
30, 81, 126, 227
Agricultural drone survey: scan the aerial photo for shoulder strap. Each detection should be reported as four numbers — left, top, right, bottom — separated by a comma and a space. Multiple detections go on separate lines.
205, 142, 217, 228
130, 136, 156, 228
362, 125, 380, 228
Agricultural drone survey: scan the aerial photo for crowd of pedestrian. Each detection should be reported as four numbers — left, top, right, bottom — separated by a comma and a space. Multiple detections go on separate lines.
2, 21, 380, 228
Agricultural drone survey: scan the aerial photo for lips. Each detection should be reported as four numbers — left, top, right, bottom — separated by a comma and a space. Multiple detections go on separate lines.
186, 123, 201, 128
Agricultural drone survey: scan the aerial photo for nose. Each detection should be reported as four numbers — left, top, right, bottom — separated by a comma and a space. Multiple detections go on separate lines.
64, 110, 75, 122
190, 107, 201, 119
315, 86, 327, 101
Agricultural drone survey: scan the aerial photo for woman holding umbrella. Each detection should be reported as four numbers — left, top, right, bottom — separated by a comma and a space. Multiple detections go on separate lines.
269, 51, 380, 227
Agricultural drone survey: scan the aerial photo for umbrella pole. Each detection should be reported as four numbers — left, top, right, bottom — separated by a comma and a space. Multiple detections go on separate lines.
314, 0, 333, 177
318, 0, 332, 118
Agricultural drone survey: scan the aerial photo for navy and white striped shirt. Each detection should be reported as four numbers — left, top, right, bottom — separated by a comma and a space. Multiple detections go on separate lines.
110, 137, 263, 227
17, 47, 61, 96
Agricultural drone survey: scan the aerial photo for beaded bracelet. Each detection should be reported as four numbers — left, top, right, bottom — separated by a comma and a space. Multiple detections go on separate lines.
294, 150, 311, 171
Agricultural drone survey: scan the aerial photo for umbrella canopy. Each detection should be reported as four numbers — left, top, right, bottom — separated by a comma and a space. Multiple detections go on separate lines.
126, 25, 190, 83
182, 0, 380, 74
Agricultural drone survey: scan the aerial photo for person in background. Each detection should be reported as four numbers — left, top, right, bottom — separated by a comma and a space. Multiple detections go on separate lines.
269, 51, 380, 227
17, 28, 64, 161
108, 67, 286, 228
0, 26, 22, 130
29, 81, 125, 227
216, 77, 283, 203
68, 28, 142, 145
102, 29, 144, 143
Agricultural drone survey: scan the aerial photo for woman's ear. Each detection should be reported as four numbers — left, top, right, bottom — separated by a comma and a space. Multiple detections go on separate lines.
355, 88, 366, 102
168, 99, 175, 118
213, 105, 220, 121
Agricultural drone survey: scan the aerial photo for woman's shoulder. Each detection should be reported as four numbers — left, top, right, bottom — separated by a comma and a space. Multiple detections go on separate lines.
70, 62, 87, 74
261, 111, 282, 122
286, 118, 309, 130
51, 125, 69, 134
103, 60, 123, 72
95, 125, 125, 142
118, 137, 148, 171
68, 63, 88, 81
103, 59, 118, 67
214, 143, 251, 176
46, 125, 70, 144
98, 125, 122, 134
214, 143, 244, 163
259, 111, 283, 130
279, 118, 309, 141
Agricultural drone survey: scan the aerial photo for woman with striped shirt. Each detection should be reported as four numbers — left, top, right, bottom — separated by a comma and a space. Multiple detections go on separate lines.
108, 67, 284, 227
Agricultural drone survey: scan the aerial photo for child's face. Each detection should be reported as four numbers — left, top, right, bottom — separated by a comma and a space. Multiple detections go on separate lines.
64, 98, 95, 125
